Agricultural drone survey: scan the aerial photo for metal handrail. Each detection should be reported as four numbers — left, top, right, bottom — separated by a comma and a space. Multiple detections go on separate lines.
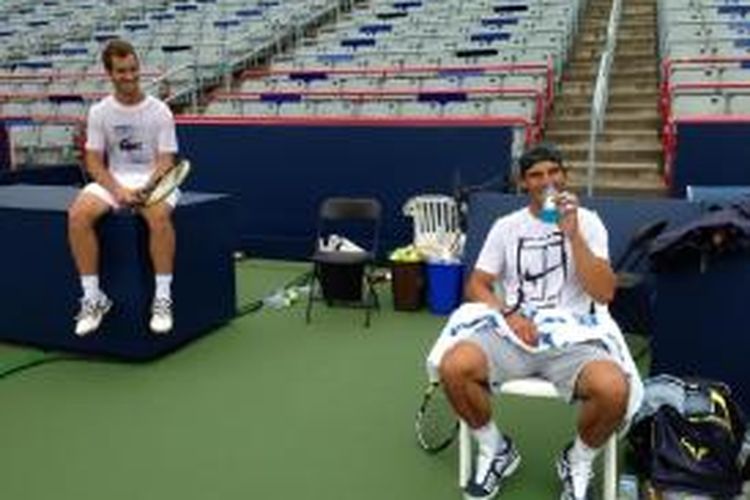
586, 0, 622, 196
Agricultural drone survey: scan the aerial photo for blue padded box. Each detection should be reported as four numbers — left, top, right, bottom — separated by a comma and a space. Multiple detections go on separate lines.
0, 185, 236, 360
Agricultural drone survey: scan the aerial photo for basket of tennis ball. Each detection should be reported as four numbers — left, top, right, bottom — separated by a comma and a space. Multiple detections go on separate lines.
389, 245, 425, 311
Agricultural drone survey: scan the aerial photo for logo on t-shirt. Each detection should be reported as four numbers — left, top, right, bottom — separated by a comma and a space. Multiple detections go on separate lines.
516, 232, 567, 307
113, 124, 146, 161
118, 138, 142, 152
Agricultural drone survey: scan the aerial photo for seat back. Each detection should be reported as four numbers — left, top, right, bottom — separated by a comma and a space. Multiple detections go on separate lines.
320, 197, 382, 221
403, 194, 463, 258
317, 197, 382, 255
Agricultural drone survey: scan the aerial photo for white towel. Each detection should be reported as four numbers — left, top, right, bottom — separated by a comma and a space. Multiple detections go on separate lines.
426, 302, 644, 428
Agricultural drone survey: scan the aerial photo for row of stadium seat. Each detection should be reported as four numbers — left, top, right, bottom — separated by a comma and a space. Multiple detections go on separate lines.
658, 0, 750, 119
203, 94, 536, 119
1, 0, 348, 97
199, 0, 580, 141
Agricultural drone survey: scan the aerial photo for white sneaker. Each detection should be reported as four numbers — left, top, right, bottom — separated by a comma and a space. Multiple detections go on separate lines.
74, 295, 112, 336
464, 436, 521, 500
557, 443, 594, 500
149, 297, 173, 334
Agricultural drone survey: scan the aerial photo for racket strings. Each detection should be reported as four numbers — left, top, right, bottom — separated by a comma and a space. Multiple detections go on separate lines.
145, 160, 190, 206
416, 384, 459, 453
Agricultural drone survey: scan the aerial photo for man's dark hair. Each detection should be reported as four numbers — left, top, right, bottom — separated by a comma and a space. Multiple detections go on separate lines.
101, 39, 138, 72
518, 142, 564, 176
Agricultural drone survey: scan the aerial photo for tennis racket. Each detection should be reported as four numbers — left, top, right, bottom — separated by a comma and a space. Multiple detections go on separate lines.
139, 158, 191, 207
415, 381, 459, 453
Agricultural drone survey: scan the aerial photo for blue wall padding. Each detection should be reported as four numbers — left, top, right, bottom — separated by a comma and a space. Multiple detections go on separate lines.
0, 165, 83, 185
176, 123, 513, 259
653, 252, 750, 416
672, 122, 750, 196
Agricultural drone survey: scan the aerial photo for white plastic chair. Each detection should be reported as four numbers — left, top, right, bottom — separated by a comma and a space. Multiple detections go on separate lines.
458, 378, 617, 500
402, 194, 463, 259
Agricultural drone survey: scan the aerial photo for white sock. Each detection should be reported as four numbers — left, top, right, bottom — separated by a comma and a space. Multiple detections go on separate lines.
155, 274, 173, 301
472, 420, 503, 456
569, 435, 598, 464
471, 420, 505, 481
81, 275, 101, 301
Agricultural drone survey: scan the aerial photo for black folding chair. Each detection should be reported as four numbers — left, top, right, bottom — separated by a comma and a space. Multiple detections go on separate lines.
305, 197, 382, 328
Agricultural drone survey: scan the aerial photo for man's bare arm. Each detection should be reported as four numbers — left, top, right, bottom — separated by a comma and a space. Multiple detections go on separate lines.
85, 150, 119, 194
465, 269, 538, 346
569, 232, 616, 304
464, 269, 505, 311
146, 152, 175, 187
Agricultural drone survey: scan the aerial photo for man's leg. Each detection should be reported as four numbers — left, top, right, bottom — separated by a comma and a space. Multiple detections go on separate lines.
140, 201, 175, 275
439, 341, 520, 500
559, 359, 629, 500
439, 342, 493, 428
574, 360, 629, 448
67, 191, 113, 335
68, 191, 111, 277
140, 201, 175, 333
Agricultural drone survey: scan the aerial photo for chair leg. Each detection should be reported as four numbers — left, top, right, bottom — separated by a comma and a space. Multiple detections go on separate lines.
368, 271, 380, 311
364, 280, 371, 328
363, 268, 379, 328
459, 420, 471, 489
305, 267, 317, 324
602, 433, 617, 500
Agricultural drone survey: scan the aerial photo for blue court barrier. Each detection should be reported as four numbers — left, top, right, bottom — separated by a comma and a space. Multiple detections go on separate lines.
176, 121, 514, 260
671, 121, 750, 197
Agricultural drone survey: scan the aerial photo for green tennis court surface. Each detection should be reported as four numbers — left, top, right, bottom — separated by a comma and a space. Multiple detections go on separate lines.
0, 259, 645, 500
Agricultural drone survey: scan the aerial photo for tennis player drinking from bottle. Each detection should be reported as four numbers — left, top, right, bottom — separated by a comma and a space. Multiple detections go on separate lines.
67, 38, 179, 336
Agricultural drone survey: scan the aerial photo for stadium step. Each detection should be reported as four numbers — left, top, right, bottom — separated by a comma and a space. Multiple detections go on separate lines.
561, 87, 660, 103
575, 39, 656, 56
545, 129, 660, 145
557, 141, 662, 164
561, 79, 659, 95
566, 169, 668, 198
566, 63, 657, 80
548, 110, 661, 130
539, 0, 666, 196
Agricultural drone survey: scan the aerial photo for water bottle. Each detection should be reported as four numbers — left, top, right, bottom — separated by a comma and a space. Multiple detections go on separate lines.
618, 474, 639, 500
539, 185, 559, 224
263, 289, 291, 309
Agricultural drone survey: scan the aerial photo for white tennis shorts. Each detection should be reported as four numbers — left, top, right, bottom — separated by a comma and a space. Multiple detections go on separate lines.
82, 171, 180, 209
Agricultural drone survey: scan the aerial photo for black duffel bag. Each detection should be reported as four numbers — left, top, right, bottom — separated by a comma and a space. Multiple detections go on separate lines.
628, 379, 746, 498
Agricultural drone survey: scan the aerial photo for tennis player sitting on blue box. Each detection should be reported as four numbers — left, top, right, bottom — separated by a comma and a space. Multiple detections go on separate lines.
67, 38, 188, 337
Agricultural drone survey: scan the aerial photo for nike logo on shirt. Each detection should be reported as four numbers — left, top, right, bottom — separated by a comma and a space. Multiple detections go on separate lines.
523, 263, 563, 282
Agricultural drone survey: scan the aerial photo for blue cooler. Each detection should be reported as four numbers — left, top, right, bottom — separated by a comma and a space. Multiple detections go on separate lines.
426, 259, 464, 315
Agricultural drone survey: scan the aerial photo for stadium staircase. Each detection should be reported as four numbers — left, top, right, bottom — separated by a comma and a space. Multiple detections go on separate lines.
544, 0, 667, 196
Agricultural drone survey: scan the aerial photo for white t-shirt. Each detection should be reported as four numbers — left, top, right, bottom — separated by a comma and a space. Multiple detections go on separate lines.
474, 206, 610, 315
85, 94, 178, 189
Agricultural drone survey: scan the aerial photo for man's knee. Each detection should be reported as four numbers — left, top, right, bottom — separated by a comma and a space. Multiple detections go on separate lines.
438, 342, 488, 384
581, 360, 629, 410
68, 195, 106, 229
141, 205, 173, 232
